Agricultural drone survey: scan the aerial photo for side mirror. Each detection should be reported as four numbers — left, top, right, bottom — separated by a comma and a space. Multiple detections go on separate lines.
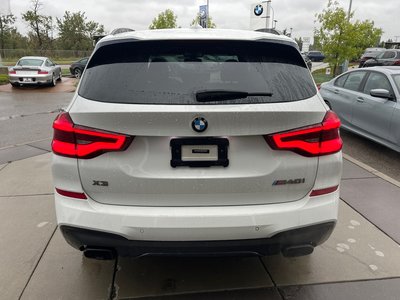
370, 89, 392, 99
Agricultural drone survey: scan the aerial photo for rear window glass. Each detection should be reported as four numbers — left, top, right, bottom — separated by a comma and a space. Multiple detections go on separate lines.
79, 40, 316, 105
17, 59, 44, 67
334, 74, 349, 87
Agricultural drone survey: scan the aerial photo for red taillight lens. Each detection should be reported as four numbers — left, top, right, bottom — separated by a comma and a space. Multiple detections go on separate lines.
55, 188, 87, 199
52, 112, 133, 159
310, 185, 339, 197
9, 69, 16, 74
265, 111, 342, 157
393, 60, 400, 66
38, 70, 49, 74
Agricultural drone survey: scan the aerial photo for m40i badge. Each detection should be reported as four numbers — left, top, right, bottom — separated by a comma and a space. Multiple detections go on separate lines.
272, 178, 305, 186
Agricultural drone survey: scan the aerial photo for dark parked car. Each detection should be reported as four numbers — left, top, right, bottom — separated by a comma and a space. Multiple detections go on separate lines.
358, 48, 385, 67
307, 51, 325, 62
363, 50, 400, 68
69, 57, 89, 78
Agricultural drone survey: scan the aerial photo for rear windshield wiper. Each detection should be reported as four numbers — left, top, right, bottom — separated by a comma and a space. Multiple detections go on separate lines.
196, 90, 273, 102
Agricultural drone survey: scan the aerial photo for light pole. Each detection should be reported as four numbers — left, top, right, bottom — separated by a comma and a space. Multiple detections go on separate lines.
343, 0, 353, 73
347, 0, 353, 21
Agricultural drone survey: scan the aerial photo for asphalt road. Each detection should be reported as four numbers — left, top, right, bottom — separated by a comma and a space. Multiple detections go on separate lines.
0, 90, 72, 148
0, 88, 399, 182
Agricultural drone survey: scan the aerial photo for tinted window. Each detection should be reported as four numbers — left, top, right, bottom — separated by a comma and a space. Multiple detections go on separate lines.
363, 72, 393, 95
382, 51, 396, 59
343, 72, 366, 91
79, 40, 316, 105
334, 74, 349, 87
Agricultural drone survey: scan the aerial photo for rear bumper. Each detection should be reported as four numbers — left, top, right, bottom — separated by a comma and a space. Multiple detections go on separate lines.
60, 221, 336, 257
9, 74, 53, 85
55, 188, 339, 256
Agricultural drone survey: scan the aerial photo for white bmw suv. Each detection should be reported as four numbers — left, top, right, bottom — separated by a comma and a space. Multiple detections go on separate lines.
52, 29, 342, 260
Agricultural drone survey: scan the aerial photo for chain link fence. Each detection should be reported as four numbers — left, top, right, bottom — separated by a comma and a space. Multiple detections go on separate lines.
0, 49, 93, 62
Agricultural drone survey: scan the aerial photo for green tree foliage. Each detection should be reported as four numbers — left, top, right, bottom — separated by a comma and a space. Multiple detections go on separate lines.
190, 14, 216, 28
22, 0, 54, 49
0, 14, 16, 55
149, 9, 178, 29
315, 0, 382, 75
56, 11, 105, 50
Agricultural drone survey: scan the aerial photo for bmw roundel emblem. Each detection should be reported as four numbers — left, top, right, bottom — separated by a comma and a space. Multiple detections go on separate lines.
192, 117, 208, 133
254, 4, 263, 16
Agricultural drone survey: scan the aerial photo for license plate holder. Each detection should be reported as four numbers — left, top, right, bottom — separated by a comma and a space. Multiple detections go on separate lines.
170, 138, 229, 168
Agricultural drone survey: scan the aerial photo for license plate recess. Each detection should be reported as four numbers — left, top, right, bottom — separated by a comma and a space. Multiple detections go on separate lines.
170, 138, 229, 168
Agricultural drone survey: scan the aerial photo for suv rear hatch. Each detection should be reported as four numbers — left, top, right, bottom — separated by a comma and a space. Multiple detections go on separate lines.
62, 39, 331, 207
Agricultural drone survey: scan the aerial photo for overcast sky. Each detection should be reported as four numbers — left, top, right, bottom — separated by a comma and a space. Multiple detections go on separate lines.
5, 0, 400, 42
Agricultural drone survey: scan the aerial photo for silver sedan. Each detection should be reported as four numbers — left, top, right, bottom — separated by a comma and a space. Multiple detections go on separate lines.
8, 56, 62, 87
320, 66, 400, 152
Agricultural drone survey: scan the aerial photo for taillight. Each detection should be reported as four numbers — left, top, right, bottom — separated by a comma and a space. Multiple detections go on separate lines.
52, 112, 133, 159
265, 111, 342, 157
8, 69, 16, 74
310, 185, 339, 197
394, 60, 400, 66
38, 70, 49, 74
56, 188, 87, 199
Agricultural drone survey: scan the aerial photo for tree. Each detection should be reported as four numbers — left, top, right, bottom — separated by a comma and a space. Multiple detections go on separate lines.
22, 0, 54, 49
149, 9, 178, 29
294, 37, 303, 51
56, 11, 104, 51
315, 0, 382, 75
0, 14, 16, 56
190, 14, 216, 28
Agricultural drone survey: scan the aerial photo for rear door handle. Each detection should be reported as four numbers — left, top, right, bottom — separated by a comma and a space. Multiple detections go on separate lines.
357, 97, 364, 103
334, 89, 340, 94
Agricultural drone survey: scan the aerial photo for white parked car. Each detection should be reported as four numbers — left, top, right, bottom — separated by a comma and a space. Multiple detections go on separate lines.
8, 56, 62, 87
52, 29, 342, 260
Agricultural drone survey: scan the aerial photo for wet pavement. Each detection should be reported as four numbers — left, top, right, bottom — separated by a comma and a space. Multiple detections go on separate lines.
0, 152, 399, 299
1, 84, 400, 299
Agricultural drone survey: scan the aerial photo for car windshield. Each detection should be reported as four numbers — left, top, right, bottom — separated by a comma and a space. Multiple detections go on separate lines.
363, 51, 383, 58
392, 74, 400, 93
17, 59, 44, 67
79, 40, 316, 105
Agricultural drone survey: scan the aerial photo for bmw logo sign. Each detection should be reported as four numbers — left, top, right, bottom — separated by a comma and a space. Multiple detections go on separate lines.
192, 117, 208, 133
254, 4, 263, 16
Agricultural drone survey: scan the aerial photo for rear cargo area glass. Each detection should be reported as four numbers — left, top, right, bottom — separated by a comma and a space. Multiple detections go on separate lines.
79, 40, 316, 104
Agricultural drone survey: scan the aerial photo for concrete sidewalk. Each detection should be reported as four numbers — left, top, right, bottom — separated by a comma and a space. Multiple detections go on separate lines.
1, 145, 400, 300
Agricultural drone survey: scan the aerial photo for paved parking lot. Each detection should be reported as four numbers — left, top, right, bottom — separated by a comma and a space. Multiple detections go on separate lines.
1, 151, 400, 299
1, 80, 400, 299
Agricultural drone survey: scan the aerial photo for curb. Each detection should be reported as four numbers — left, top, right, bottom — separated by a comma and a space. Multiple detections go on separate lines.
343, 153, 400, 188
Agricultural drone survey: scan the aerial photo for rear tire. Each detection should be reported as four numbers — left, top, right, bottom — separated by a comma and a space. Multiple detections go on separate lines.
10, 82, 19, 88
58, 72, 62, 81
74, 68, 82, 79
325, 101, 332, 110
50, 74, 56, 87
